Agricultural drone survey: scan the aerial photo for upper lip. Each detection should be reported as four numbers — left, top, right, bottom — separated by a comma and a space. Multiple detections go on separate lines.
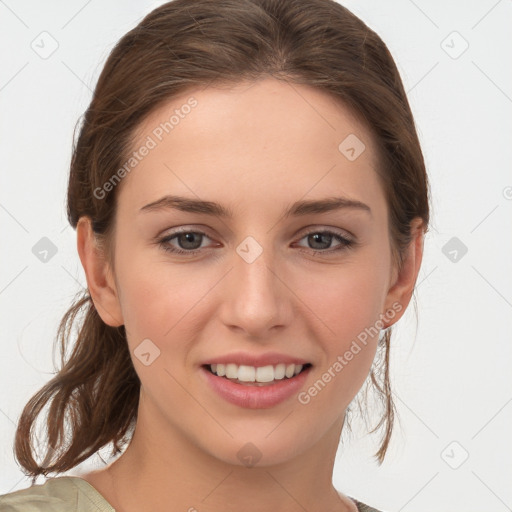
201, 351, 311, 367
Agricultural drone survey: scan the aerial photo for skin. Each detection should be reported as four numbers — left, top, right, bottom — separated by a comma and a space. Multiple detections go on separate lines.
76, 77, 424, 512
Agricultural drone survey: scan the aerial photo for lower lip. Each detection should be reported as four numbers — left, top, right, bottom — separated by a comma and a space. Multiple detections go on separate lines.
200, 365, 312, 409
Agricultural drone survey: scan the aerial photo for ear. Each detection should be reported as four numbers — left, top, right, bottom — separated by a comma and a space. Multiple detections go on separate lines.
382, 217, 425, 328
76, 216, 124, 327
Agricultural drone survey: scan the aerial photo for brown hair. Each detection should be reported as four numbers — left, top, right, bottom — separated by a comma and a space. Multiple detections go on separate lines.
14, 0, 430, 481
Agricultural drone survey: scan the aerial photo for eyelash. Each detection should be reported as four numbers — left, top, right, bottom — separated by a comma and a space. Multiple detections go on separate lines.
156, 228, 355, 257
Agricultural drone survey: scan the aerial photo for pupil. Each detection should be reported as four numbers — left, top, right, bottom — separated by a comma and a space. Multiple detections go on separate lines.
309, 233, 331, 250
179, 233, 202, 249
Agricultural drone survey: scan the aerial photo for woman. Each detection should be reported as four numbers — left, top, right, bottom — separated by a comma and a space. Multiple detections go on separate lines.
0, 0, 429, 510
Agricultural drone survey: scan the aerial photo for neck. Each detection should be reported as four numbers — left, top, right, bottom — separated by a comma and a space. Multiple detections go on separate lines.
89, 394, 355, 512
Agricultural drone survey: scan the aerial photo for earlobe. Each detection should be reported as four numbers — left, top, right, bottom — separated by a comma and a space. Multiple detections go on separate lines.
382, 218, 425, 328
76, 216, 124, 327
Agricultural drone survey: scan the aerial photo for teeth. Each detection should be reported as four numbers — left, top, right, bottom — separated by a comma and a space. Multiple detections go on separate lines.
238, 365, 256, 382
226, 363, 238, 379
274, 363, 286, 380
209, 363, 305, 382
256, 365, 274, 382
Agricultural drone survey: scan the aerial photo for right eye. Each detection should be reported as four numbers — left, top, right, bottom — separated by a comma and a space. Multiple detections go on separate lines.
157, 230, 214, 255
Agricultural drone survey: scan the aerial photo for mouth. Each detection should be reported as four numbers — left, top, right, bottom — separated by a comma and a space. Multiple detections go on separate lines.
202, 362, 313, 387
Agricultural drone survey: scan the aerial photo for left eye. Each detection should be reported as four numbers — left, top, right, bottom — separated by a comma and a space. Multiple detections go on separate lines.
294, 230, 353, 252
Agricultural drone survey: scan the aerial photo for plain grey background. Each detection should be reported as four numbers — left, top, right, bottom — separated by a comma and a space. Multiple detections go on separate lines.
1, 1, 511, 511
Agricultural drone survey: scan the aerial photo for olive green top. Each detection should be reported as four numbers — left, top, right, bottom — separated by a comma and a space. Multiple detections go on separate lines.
0, 476, 383, 511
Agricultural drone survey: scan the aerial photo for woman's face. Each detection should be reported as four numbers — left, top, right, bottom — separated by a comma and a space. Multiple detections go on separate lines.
91, 78, 412, 466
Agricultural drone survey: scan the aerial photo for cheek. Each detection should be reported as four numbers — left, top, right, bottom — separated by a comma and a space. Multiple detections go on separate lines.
293, 258, 388, 398
115, 252, 218, 361
297, 258, 388, 342
296, 271, 384, 415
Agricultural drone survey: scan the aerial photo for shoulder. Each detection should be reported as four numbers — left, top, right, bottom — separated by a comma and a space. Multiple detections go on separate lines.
0, 476, 115, 512
337, 489, 385, 512
351, 497, 386, 512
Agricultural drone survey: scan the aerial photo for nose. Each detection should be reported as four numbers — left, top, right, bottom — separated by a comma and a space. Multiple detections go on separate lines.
218, 242, 292, 339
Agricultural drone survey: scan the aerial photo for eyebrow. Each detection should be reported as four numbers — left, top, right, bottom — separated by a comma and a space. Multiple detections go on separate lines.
139, 194, 372, 218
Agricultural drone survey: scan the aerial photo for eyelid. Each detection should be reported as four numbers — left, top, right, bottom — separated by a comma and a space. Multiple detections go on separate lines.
298, 225, 353, 239
158, 224, 213, 236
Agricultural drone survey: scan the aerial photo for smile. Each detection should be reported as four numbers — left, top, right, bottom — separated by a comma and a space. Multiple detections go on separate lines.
201, 363, 313, 409
207, 363, 311, 384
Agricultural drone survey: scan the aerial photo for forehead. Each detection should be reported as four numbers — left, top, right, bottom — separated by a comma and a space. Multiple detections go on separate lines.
118, 78, 385, 219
